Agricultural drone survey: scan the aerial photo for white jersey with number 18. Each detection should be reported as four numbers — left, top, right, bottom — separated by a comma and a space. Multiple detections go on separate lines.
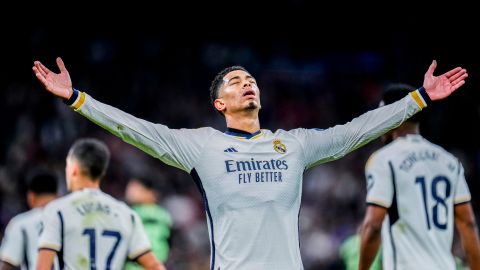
366, 134, 471, 270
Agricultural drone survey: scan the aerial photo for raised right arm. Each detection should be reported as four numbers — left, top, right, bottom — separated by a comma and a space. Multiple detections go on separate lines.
33, 58, 213, 172
73, 91, 212, 172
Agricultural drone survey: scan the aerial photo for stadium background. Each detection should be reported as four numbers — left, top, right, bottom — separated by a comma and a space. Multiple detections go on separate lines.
1, 17, 479, 269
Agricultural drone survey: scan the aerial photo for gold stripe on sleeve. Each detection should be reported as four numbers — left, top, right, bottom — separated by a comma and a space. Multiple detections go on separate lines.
410, 90, 426, 109
72, 91, 86, 110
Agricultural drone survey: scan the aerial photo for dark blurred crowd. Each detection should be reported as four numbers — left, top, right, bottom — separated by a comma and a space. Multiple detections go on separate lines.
1, 29, 479, 269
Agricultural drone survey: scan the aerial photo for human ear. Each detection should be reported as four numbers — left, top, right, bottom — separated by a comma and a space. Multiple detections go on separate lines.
214, 98, 226, 113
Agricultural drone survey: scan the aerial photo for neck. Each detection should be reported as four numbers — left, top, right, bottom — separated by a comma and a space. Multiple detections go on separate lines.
32, 195, 57, 208
392, 122, 420, 140
225, 112, 260, 133
131, 194, 157, 205
72, 176, 101, 191
134, 199, 157, 205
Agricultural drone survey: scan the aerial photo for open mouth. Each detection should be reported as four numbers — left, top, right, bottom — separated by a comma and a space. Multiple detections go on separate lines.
243, 90, 255, 97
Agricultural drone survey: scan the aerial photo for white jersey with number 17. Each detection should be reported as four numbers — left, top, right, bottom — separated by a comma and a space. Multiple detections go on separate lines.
366, 134, 471, 270
38, 188, 151, 270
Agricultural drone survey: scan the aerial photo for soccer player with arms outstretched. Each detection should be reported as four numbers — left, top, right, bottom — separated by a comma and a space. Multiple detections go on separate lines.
33, 58, 466, 270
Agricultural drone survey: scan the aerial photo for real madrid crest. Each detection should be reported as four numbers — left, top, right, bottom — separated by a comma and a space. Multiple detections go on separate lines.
273, 139, 287, 154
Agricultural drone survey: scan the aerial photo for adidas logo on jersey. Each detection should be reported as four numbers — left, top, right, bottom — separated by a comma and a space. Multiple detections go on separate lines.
224, 147, 238, 152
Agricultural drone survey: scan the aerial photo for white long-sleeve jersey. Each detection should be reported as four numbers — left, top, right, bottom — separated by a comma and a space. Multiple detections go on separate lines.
366, 135, 471, 270
68, 88, 428, 270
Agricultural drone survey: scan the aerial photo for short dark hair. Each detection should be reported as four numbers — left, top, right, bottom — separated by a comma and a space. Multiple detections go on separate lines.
381, 83, 422, 123
132, 176, 156, 190
68, 138, 110, 180
209, 66, 249, 106
26, 170, 58, 195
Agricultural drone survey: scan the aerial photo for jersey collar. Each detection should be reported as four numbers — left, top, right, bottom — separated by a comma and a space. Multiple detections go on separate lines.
225, 127, 263, 140
405, 134, 423, 142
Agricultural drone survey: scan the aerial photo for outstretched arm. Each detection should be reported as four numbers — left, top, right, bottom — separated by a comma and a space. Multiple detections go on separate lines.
32, 58, 212, 172
299, 60, 468, 167
34, 58, 466, 102
455, 203, 480, 270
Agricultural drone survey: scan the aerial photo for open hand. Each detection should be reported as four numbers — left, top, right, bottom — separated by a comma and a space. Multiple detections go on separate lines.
32, 57, 73, 100
423, 60, 468, 101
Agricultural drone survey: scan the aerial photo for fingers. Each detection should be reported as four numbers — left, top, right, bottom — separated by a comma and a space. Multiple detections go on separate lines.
33, 62, 48, 78
56, 57, 67, 72
444, 67, 463, 79
32, 66, 45, 79
34, 61, 52, 76
451, 72, 468, 87
451, 80, 465, 92
32, 66, 48, 86
447, 68, 466, 82
426, 60, 437, 76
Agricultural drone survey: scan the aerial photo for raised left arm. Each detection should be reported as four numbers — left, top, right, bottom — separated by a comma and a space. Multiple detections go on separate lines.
300, 61, 468, 168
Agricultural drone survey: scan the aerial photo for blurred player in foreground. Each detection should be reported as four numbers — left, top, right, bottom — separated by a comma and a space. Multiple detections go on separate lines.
36, 138, 165, 270
359, 84, 480, 270
0, 171, 58, 270
124, 176, 172, 269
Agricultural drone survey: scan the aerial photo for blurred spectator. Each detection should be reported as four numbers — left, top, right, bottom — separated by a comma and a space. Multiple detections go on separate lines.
339, 227, 382, 270
125, 176, 172, 268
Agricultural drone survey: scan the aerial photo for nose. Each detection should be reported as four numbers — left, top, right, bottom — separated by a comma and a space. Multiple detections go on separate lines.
243, 80, 252, 88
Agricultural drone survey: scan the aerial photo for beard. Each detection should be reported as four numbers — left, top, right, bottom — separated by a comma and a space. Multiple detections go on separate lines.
245, 101, 259, 110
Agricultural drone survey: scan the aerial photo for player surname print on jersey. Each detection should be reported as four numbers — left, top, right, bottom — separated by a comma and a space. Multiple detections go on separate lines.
399, 149, 439, 172
75, 199, 111, 216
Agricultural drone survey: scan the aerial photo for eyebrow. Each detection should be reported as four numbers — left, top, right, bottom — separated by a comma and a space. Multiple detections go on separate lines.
225, 75, 256, 84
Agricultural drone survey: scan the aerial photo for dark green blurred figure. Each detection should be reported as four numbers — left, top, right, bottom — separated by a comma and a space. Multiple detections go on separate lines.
124, 177, 172, 269
339, 233, 381, 270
